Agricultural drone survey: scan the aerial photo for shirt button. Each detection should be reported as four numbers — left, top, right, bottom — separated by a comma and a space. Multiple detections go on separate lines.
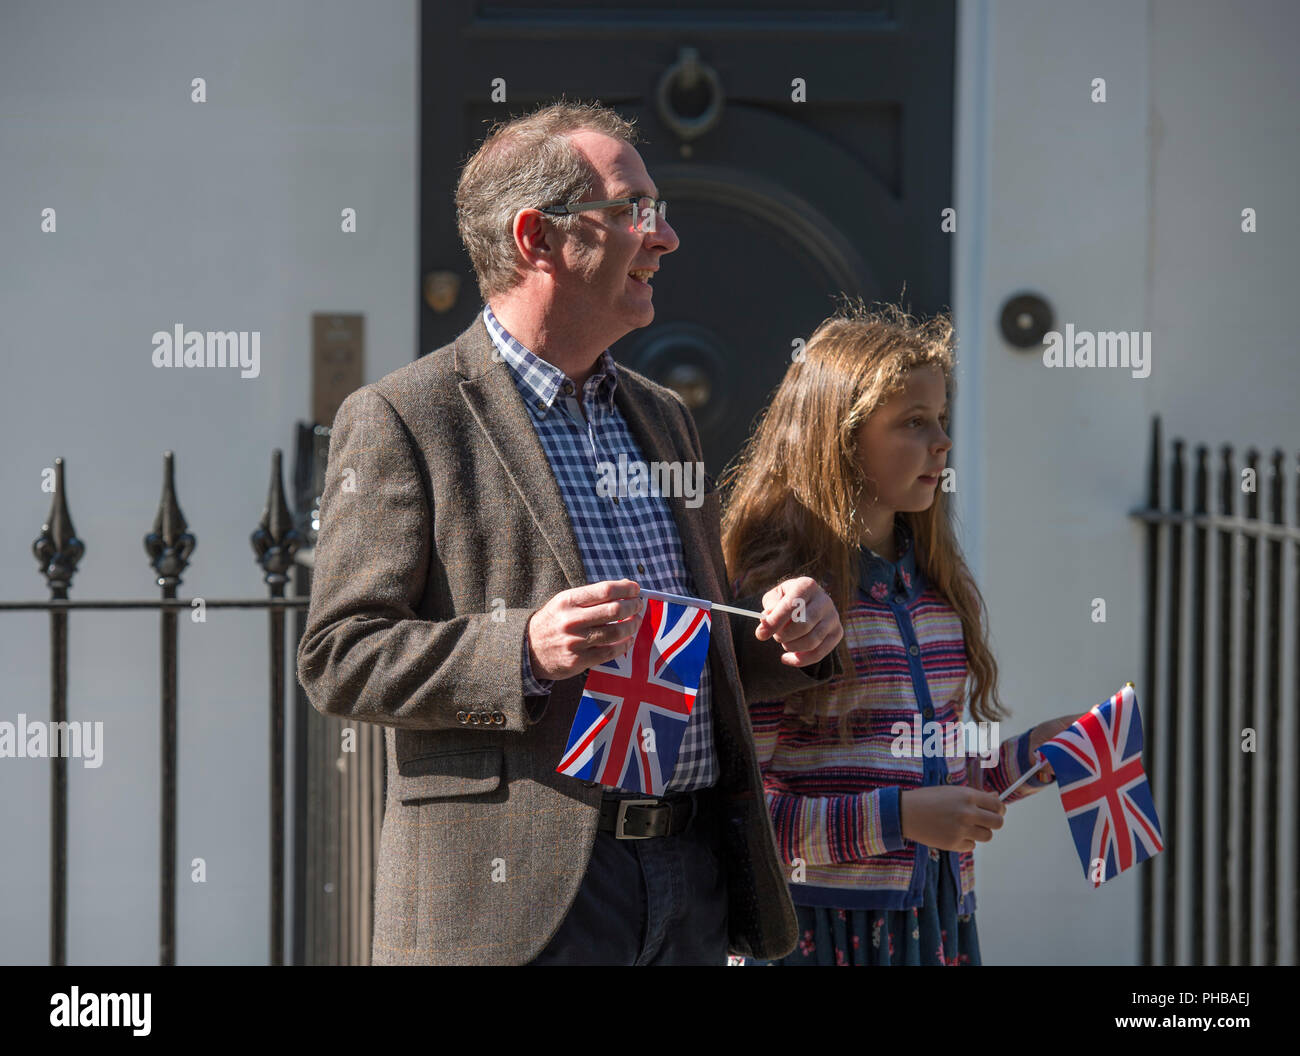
535, 398, 545, 410
612, 496, 620, 505
909, 644, 919, 656
562, 381, 574, 394
637, 563, 645, 573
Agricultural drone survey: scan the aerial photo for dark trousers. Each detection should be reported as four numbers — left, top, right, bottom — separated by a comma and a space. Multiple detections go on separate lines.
528, 790, 730, 965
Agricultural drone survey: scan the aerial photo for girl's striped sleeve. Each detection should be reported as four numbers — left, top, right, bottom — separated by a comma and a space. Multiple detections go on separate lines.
749, 699, 907, 865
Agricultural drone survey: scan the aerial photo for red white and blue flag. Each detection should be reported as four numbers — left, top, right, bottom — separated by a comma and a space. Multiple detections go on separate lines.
556, 596, 711, 795
1037, 684, 1164, 887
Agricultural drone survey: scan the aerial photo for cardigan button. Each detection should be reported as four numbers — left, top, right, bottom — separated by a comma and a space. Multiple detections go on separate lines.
908, 644, 919, 656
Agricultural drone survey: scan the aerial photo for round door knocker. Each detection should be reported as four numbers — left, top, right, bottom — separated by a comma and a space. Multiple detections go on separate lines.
656, 47, 724, 143
627, 321, 729, 429
998, 292, 1053, 349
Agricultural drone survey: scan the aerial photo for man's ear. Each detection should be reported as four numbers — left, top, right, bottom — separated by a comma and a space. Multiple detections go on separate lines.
513, 208, 557, 276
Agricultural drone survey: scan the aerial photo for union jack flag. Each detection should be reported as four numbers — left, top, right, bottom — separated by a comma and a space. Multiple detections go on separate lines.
1038, 684, 1164, 887
555, 597, 711, 795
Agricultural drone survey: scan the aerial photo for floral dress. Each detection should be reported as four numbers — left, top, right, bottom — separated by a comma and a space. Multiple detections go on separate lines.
743, 848, 981, 965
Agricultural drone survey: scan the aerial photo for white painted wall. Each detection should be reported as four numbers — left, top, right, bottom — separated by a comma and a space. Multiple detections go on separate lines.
954, 0, 1298, 964
0, 0, 417, 964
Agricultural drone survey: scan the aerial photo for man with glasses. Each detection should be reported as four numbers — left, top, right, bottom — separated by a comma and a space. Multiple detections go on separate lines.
297, 101, 843, 965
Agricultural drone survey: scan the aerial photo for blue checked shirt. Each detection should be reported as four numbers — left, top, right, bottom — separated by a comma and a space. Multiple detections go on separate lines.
483, 304, 718, 793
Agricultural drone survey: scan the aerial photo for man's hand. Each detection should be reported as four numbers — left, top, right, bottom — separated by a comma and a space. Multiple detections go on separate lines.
526, 579, 644, 681
753, 576, 843, 667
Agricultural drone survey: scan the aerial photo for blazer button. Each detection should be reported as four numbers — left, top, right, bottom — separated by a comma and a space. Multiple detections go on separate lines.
456, 710, 468, 724
470, 711, 481, 725
491, 711, 505, 724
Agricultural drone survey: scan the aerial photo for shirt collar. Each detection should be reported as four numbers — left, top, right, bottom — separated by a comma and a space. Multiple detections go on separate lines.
859, 516, 921, 604
482, 303, 618, 418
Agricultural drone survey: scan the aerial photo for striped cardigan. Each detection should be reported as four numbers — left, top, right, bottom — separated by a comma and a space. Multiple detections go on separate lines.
747, 518, 1051, 911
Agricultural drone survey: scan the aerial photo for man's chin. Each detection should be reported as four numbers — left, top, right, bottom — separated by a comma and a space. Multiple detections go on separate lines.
625, 299, 655, 327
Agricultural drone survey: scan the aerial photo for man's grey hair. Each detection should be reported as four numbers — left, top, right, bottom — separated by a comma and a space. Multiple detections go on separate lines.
455, 100, 640, 303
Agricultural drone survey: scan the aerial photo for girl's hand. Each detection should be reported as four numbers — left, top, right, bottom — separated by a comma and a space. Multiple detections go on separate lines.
899, 785, 1006, 853
1027, 714, 1080, 782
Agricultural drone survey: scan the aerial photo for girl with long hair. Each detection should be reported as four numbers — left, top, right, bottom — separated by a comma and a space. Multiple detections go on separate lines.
724, 301, 1075, 965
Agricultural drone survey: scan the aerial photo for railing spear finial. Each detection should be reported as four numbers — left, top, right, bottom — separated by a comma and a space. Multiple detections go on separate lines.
251, 448, 303, 591
32, 457, 85, 600
143, 451, 196, 592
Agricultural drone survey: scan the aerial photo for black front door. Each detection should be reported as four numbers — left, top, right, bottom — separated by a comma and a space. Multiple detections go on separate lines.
420, 0, 955, 477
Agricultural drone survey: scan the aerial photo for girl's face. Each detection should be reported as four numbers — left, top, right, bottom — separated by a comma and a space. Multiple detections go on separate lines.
853, 364, 952, 518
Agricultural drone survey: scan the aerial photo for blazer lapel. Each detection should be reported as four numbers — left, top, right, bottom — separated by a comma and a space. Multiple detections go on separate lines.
613, 374, 724, 607
614, 371, 748, 758
454, 314, 588, 591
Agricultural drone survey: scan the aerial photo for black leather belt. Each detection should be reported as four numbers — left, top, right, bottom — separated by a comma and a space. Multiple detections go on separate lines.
597, 793, 698, 840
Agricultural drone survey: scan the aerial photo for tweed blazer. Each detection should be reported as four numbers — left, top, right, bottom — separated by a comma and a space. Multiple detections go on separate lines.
295, 312, 839, 965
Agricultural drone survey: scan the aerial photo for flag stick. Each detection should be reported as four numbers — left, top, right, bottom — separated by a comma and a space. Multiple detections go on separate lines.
999, 758, 1047, 801
710, 601, 766, 619
637, 587, 764, 621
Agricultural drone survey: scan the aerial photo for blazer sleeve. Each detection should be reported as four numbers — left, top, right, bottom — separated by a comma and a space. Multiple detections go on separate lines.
296, 386, 542, 733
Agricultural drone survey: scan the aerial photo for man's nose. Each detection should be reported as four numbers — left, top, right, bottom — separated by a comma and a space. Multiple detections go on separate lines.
647, 216, 679, 254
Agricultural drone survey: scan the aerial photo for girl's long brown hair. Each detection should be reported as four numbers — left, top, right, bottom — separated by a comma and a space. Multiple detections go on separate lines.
720, 299, 1006, 728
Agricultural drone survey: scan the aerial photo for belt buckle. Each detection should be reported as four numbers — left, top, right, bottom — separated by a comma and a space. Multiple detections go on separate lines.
614, 798, 659, 840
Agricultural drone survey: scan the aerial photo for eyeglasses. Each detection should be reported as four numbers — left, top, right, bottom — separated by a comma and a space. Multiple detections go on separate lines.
538, 196, 668, 233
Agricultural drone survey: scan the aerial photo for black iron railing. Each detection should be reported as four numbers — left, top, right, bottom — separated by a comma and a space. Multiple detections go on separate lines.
1131, 415, 1298, 966
5, 429, 384, 966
